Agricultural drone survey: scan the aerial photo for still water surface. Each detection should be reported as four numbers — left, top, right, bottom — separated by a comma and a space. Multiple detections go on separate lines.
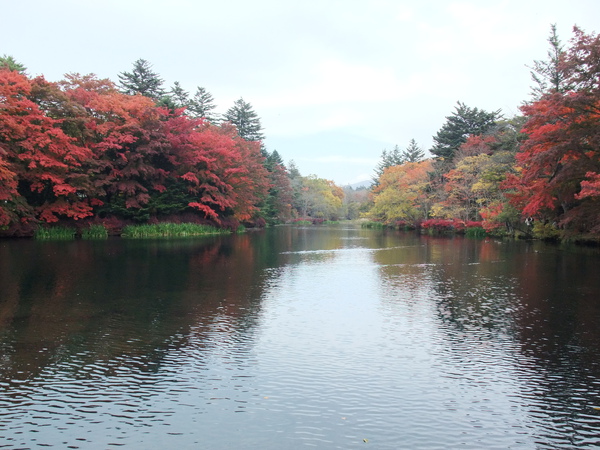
1, 224, 600, 449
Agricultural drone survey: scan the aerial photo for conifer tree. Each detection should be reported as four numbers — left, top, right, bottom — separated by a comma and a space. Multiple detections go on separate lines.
224, 98, 264, 141
287, 160, 301, 179
266, 149, 284, 168
528, 24, 572, 100
373, 145, 404, 185
261, 149, 293, 224
402, 139, 425, 162
118, 59, 165, 100
169, 81, 190, 109
430, 102, 500, 160
0, 55, 26, 73
188, 87, 218, 122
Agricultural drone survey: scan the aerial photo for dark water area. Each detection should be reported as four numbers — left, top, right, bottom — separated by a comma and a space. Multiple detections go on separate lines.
1, 224, 600, 449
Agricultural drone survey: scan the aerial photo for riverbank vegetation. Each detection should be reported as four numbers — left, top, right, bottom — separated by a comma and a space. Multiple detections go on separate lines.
33, 226, 77, 240
365, 26, 600, 243
81, 224, 108, 239
1, 25, 599, 242
0, 57, 346, 237
121, 223, 227, 238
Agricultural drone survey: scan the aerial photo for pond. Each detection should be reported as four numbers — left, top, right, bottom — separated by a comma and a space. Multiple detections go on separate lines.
1, 224, 600, 449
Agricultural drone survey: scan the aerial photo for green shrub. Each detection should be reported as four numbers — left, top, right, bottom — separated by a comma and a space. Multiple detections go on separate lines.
532, 222, 561, 240
121, 222, 229, 238
465, 226, 487, 238
82, 224, 108, 239
34, 226, 76, 240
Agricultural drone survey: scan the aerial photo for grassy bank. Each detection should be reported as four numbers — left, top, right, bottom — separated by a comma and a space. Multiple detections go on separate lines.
121, 223, 230, 238
34, 226, 77, 240
82, 224, 109, 239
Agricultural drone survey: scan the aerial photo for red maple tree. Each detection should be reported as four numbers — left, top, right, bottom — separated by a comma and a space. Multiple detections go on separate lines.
504, 27, 600, 234
0, 70, 96, 225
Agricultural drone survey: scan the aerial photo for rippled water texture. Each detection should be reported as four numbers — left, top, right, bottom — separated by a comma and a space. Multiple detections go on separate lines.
1, 225, 600, 448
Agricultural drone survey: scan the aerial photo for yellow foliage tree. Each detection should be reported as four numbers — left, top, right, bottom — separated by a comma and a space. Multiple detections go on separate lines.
367, 159, 433, 224
434, 151, 515, 221
296, 175, 344, 220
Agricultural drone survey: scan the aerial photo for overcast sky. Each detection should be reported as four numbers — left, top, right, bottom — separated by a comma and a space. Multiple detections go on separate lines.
3, 0, 600, 185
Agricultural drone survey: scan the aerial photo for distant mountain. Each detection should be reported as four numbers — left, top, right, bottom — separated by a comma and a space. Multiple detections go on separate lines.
265, 131, 386, 186
344, 180, 372, 189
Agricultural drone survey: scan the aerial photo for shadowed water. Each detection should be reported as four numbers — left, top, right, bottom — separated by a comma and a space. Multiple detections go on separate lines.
1, 225, 599, 449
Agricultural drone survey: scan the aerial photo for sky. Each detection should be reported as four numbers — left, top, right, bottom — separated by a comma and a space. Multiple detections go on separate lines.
2, 0, 600, 185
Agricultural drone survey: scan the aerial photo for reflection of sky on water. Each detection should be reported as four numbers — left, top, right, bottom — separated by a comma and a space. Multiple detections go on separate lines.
258, 236, 538, 447
370, 235, 600, 448
1, 227, 599, 448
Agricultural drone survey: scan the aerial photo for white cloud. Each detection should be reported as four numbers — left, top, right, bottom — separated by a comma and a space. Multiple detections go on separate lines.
317, 108, 364, 130
297, 155, 379, 165
257, 59, 411, 109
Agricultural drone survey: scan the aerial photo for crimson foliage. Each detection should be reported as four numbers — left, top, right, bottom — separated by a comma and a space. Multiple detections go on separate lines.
0, 70, 272, 234
505, 27, 600, 235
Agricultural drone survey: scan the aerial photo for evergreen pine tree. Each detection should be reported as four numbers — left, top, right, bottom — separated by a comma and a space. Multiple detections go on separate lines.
268, 150, 284, 167
118, 59, 165, 100
402, 139, 425, 162
372, 145, 405, 185
169, 81, 190, 109
261, 149, 294, 224
188, 87, 218, 122
287, 160, 301, 179
430, 102, 500, 160
155, 95, 177, 111
388, 145, 405, 166
0, 55, 26, 73
224, 98, 264, 141
528, 24, 572, 100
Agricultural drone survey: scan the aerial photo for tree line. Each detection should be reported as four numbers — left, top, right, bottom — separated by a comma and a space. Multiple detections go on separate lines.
0, 58, 347, 236
367, 25, 600, 241
2, 25, 599, 240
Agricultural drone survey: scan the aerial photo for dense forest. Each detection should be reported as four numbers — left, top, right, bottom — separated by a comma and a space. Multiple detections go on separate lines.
367, 25, 600, 242
0, 58, 345, 236
1, 25, 599, 241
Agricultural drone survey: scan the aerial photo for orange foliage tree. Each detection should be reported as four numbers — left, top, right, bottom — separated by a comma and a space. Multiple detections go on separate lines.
367, 159, 433, 224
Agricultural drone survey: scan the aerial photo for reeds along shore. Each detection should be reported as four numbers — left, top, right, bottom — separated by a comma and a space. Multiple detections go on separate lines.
33, 223, 229, 240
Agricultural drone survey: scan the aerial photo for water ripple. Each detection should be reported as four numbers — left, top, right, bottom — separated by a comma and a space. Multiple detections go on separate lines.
1, 230, 600, 448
